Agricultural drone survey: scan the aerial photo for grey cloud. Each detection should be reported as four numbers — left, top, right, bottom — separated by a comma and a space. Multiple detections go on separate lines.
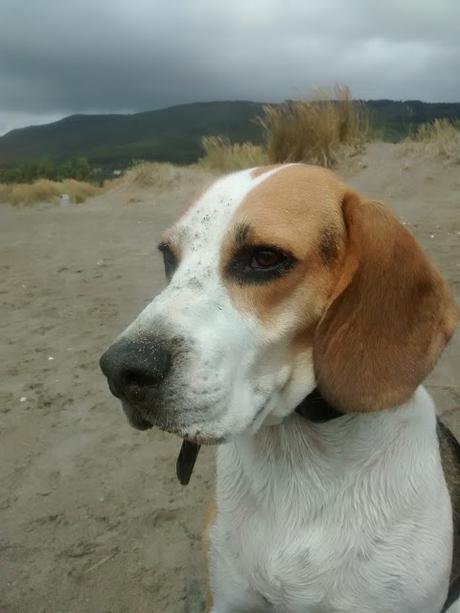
0, 0, 459, 133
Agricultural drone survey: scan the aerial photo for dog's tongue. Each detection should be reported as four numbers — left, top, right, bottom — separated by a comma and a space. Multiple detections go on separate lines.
176, 439, 201, 485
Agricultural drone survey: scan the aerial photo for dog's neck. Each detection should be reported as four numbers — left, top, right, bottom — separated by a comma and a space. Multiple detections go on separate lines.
224, 387, 434, 516
176, 388, 343, 485
294, 387, 344, 423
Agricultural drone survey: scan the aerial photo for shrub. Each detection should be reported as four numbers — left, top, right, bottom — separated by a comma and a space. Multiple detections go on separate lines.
199, 136, 268, 171
0, 178, 100, 205
403, 119, 459, 159
123, 160, 214, 192
257, 86, 369, 167
124, 161, 184, 188
61, 179, 100, 202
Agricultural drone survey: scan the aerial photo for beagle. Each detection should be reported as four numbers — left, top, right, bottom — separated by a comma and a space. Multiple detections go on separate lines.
100, 164, 459, 613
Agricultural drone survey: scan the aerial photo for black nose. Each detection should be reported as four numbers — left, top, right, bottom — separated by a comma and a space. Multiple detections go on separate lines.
99, 338, 171, 403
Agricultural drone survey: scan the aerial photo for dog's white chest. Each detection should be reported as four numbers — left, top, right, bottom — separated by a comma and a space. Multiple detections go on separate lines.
209, 394, 453, 613
218, 509, 349, 611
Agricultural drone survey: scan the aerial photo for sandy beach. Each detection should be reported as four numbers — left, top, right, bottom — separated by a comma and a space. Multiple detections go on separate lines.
1, 144, 459, 612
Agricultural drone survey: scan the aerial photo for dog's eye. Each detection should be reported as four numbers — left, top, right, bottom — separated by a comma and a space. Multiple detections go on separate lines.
158, 243, 177, 281
226, 245, 295, 284
249, 249, 285, 270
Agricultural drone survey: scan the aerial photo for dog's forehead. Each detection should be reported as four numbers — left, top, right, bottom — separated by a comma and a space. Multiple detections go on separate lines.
168, 166, 286, 250
166, 164, 344, 255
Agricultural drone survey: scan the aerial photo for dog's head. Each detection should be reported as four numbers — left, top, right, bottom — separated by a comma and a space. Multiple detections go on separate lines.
100, 164, 458, 442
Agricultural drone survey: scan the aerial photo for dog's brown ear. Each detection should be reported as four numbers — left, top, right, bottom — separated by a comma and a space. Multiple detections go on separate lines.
314, 191, 458, 412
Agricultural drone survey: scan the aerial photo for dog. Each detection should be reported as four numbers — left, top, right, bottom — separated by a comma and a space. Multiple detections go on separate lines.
100, 164, 459, 612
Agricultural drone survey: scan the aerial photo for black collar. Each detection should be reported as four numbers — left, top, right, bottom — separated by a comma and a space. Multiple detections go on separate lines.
295, 387, 345, 423
176, 388, 344, 486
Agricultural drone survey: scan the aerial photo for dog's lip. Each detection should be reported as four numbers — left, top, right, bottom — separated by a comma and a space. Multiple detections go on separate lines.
128, 413, 153, 431
121, 401, 153, 430
120, 401, 226, 442
182, 433, 225, 446
131, 417, 153, 431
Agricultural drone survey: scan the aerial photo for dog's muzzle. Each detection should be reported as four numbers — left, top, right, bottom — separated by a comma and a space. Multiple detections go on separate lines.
100, 335, 203, 485
99, 337, 172, 430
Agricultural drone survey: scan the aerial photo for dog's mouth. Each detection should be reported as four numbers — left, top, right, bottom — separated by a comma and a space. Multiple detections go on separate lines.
125, 407, 202, 485
121, 401, 153, 431
121, 400, 226, 443
121, 400, 225, 485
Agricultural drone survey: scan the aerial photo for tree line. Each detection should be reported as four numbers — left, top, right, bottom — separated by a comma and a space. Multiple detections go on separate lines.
0, 157, 92, 183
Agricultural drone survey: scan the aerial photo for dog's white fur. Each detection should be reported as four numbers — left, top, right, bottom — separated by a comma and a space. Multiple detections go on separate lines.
210, 387, 453, 612
113, 166, 457, 612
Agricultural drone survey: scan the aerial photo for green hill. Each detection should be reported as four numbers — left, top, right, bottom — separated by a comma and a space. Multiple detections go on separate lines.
0, 101, 265, 169
0, 99, 459, 172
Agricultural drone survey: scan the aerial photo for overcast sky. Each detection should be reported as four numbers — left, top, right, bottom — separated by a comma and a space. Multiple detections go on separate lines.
1, 0, 459, 134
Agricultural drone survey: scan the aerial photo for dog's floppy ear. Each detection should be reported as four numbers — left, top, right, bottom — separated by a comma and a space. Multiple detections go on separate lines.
314, 191, 458, 412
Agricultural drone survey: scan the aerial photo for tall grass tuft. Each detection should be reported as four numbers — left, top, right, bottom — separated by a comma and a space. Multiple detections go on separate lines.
199, 136, 268, 171
257, 86, 369, 167
403, 119, 459, 160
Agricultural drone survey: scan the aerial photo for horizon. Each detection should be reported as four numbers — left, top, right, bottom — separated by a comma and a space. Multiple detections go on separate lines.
2, 95, 460, 138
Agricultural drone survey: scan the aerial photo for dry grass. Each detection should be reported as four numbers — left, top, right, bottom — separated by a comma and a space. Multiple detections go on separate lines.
0, 178, 101, 205
199, 137, 268, 172
258, 86, 369, 167
124, 161, 183, 188
403, 119, 460, 160
122, 161, 212, 190
63, 179, 101, 203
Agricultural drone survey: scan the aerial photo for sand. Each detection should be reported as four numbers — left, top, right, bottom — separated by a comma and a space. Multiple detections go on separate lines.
1, 143, 459, 612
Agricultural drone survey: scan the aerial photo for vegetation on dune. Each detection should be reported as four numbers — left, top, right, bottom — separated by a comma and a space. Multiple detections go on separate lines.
258, 86, 369, 167
199, 137, 267, 171
0, 155, 102, 205
403, 118, 460, 160
0, 178, 101, 206
122, 160, 210, 190
199, 87, 369, 170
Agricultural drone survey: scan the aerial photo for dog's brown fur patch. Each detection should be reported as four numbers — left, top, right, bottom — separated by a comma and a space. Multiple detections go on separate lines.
314, 192, 458, 412
221, 165, 347, 325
